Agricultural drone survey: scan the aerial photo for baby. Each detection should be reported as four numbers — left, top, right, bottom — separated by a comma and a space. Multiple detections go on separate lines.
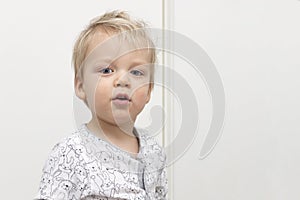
34, 10, 167, 200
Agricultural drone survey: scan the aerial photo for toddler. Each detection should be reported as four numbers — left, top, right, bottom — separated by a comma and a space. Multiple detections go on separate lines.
34, 10, 167, 200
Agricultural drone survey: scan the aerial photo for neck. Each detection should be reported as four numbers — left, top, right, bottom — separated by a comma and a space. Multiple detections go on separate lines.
87, 117, 135, 141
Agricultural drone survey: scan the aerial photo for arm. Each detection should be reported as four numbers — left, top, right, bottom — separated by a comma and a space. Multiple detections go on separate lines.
155, 166, 168, 200
34, 140, 82, 200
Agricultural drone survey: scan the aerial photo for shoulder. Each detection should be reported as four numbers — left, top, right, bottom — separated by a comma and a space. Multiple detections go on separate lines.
42, 127, 90, 170
136, 128, 167, 164
49, 124, 96, 153
136, 128, 163, 148
47, 129, 83, 155
35, 128, 89, 199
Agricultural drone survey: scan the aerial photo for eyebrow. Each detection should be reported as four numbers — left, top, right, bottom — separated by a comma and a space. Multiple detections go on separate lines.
129, 60, 149, 67
109, 59, 150, 69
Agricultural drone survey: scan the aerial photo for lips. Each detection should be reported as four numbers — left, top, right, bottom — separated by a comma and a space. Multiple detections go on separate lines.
112, 93, 131, 106
112, 93, 131, 101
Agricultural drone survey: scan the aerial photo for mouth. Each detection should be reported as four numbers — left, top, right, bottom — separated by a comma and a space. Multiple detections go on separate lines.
112, 93, 131, 106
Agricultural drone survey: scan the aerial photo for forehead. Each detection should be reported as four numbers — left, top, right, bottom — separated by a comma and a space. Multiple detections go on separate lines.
86, 32, 110, 56
85, 31, 153, 65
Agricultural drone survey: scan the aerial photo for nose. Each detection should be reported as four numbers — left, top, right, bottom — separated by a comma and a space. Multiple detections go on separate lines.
113, 71, 130, 88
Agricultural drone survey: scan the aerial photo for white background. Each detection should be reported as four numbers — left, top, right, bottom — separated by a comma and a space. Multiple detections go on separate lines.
172, 1, 300, 200
0, 0, 300, 199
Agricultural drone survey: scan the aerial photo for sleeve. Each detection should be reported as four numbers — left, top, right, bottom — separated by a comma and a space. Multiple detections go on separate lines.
155, 167, 168, 200
34, 140, 83, 200
154, 149, 168, 200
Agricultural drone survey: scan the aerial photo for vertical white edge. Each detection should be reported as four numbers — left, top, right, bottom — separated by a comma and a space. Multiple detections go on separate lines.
162, 0, 175, 199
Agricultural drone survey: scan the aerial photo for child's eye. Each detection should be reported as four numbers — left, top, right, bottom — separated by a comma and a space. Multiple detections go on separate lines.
99, 67, 114, 74
130, 69, 144, 76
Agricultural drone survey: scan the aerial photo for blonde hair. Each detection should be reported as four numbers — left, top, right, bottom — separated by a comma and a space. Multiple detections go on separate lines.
72, 10, 156, 89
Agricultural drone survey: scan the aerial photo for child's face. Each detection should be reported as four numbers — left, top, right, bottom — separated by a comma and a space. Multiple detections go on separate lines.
75, 32, 152, 127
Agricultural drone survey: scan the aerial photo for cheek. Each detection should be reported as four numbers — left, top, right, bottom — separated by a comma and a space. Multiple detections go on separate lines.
131, 85, 150, 104
93, 82, 112, 111
82, 75, 100, 106
96, 87, 108, 98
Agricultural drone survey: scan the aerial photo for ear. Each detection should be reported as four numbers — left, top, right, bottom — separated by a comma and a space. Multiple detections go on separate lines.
74, 76, 86, 101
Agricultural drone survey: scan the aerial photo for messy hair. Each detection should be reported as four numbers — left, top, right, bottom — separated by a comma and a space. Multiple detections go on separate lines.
72, 10, 156, 89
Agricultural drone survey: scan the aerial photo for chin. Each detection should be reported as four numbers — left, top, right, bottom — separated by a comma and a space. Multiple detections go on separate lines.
112, 115, 134, 126
111, 109, 137, 123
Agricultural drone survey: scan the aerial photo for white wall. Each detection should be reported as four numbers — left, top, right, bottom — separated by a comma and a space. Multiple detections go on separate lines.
171, 0, 300, 199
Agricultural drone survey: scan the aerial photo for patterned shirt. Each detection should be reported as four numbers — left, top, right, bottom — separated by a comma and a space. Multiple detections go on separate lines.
34, 124, 167, 200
